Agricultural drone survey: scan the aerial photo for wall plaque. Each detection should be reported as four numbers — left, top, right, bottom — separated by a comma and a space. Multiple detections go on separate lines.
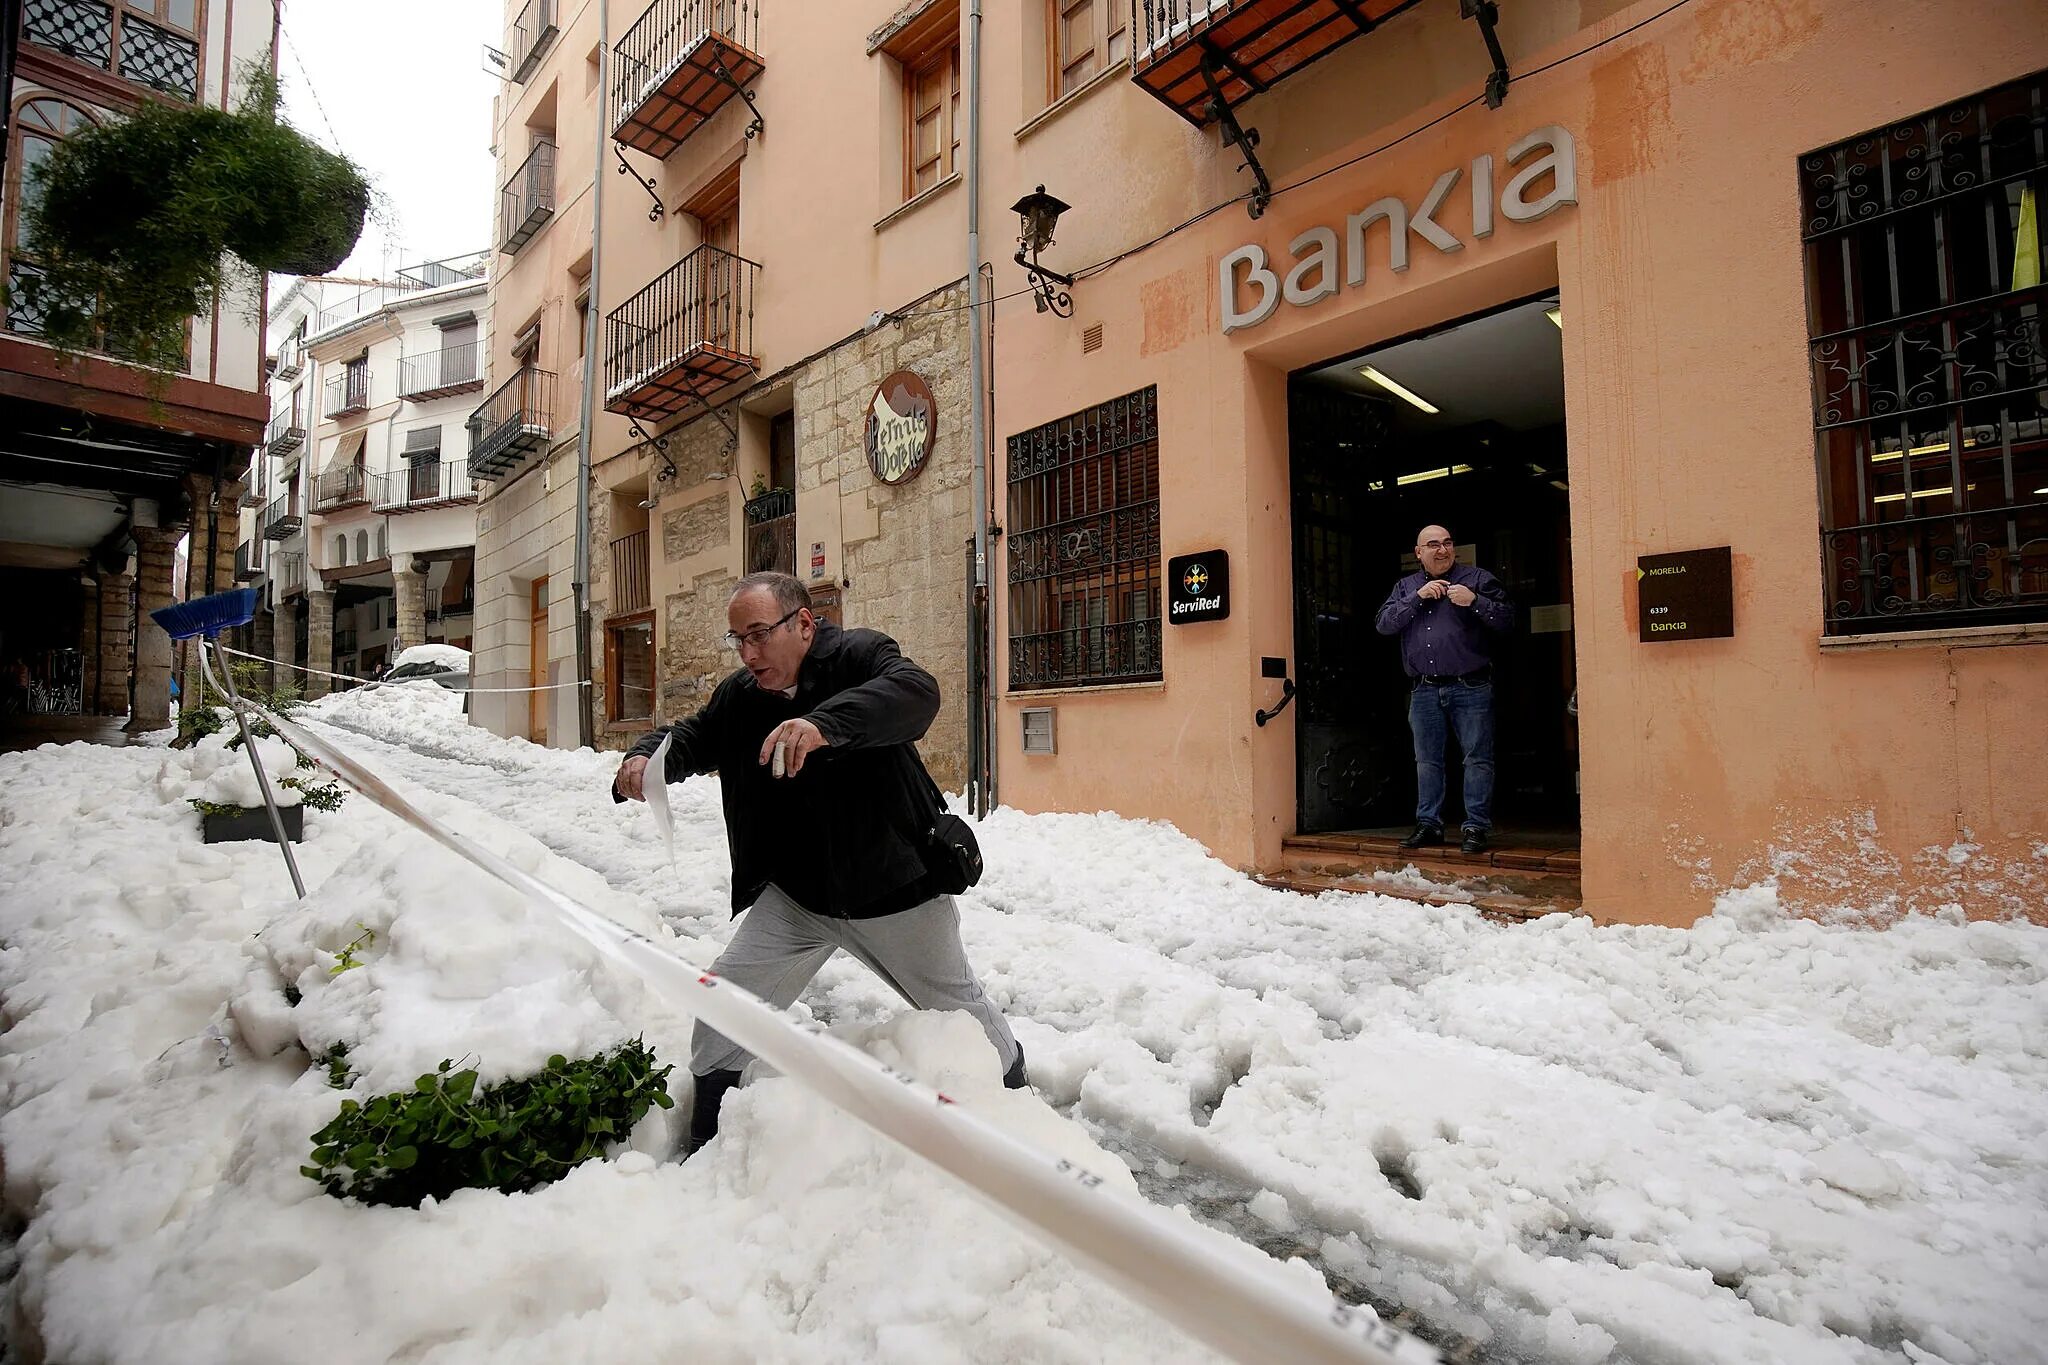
1637, 546, 1733, 642
864, 370, 936, 485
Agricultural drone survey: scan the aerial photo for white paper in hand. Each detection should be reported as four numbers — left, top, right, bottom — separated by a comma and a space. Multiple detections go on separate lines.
644, 731, 677, 867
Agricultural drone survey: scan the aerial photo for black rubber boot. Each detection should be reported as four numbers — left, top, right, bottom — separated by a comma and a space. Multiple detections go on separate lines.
678, 1068, 744, 1159
1002, 1044, 1029, 1091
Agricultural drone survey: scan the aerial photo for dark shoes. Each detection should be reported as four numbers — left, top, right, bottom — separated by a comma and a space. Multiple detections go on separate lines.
1398, 824, 1444, 850
677, 1067, 744, 1161
1460, 828, 1490, 855
1002, 1044, 1029, 1091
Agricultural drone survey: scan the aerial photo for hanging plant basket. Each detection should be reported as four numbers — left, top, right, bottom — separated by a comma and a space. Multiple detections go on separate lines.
12, 66, 370, 370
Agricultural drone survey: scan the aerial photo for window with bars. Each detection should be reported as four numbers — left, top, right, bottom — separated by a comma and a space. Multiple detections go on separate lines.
1802, 70, 2048, 633
1007, 386, 1162, 689
22, 0, 202, 100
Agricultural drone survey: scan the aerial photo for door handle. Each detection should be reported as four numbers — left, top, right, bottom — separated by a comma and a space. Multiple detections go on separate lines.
1255, 677, 1296, 727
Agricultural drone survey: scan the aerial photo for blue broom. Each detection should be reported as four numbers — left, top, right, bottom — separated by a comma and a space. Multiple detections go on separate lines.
152, 588, 306, 898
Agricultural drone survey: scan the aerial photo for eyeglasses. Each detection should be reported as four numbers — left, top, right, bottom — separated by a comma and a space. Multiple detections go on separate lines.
721, 607, 801, 651
1418, 539, 1455, 551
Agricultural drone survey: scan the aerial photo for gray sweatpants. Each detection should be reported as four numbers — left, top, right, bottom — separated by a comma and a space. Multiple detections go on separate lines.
689, 883, 1020, 1077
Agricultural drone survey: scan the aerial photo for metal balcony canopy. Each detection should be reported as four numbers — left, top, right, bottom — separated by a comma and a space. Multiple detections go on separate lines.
610, 0, 766, 160
1129, 0, 1428, 126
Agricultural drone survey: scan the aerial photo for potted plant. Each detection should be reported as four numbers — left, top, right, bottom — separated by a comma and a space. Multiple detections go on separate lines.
177, 662, 346, 842
10, 65, 370, 373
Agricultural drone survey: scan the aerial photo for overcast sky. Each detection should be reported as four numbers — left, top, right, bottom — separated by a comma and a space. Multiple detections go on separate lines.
275, 0, 500, 278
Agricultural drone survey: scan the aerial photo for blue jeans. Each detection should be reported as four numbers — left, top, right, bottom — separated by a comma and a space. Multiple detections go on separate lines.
1408, 678, 1495, 833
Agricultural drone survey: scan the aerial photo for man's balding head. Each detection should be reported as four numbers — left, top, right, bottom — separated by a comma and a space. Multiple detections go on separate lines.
1416, 526, 1455, 577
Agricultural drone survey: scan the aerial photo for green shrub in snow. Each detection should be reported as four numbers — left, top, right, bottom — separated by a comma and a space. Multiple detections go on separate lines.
303, 1041, 674, 1208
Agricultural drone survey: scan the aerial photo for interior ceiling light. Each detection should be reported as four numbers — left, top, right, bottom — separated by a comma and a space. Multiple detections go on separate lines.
1545, 305, 1562, 328
1872, 485, 1963, 504
1359, 366, 1439, 414
1550, 479, 1569, 491
1394, 463, 1473, 486
1871, 438, 1978, 463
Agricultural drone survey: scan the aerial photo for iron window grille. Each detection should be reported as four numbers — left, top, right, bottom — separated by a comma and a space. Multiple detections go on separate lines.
1007, 385, 1162, 689
1802, 70, 2048, 633
22, 0, 200, 101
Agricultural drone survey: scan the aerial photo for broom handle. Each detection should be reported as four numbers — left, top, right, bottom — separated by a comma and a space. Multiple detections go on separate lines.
202, 641, 306, 898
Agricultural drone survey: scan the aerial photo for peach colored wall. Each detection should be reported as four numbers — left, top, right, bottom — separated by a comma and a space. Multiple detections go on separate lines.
984, 0, 2048, 926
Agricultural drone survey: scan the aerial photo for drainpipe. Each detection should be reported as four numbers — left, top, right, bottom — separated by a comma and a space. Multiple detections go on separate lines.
571, 0, 610, 750
964, 0, 992, 815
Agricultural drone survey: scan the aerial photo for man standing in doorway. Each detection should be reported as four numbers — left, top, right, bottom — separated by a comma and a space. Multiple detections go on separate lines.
1374, 525, 1514, 854
612, 572, 1027, 1160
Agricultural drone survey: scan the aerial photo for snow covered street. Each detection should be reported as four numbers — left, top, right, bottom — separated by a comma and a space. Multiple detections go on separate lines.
2, 683, 2044, 1365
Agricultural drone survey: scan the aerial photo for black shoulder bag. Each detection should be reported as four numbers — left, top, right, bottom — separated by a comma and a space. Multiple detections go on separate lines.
919, 768, 984, 895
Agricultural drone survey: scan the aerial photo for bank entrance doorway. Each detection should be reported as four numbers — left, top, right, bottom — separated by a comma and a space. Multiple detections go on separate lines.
1289, 294, 1577, 851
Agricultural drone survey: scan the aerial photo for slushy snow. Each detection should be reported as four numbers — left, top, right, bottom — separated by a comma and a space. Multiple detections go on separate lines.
1, 682, 2042, 1365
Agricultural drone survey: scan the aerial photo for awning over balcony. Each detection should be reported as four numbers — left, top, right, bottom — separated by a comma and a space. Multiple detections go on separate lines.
604, 244, 759, 420
1130, 0, 1426, 125
467, 367, 556, 483
610, 0, 766, 160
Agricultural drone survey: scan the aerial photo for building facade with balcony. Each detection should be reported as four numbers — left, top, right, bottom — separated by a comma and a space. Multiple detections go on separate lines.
1, 0, 275, 738
277, 259, 490, 689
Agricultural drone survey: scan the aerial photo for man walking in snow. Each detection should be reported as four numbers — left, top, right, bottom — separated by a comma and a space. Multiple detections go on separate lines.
1374, 525, 1514, 855
613, 572, 1026, 1158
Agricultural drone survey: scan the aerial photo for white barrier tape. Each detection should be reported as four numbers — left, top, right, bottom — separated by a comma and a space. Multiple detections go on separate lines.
644, 731, 678, 868
260, 703, 1440, 1365
217, 645, 590, 694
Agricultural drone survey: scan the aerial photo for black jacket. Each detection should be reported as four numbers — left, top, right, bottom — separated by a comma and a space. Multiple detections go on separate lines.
616, 621, 944, 919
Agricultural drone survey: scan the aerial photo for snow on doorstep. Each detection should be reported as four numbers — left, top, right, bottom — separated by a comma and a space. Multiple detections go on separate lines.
2, 690, 2045, 1365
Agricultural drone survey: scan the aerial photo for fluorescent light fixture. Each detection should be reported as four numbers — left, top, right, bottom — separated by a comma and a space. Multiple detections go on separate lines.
1359, 366, 1439, 414
1871, 438, 1977, 463
1394, 463, 1473, 487
1545, 306, 1562, 329
1872, 486, 1956, 504
1550, 479, 1569, 491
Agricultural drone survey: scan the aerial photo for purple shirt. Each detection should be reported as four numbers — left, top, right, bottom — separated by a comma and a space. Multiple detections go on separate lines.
1373, 563, 1514, 679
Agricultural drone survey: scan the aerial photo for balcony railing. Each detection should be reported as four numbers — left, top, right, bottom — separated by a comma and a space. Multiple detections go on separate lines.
261, 494, 302, 542
324, 370, 371, 418
274, 335, 305, 381
499, 140, 557, 255
234, 542, 260, 582
610, 530, 651, 614
312, 466, 371, 512
425, 588, 476, 623
509, 0, 560, 83
467, 367, 557, 482
604, 244, 759, 420
335, 628, 359, 659
610, 0, 764, 160
399, 343, 484, 399
264, 409, 306, 459
1129, 0, 1425, 124
277, 553, 307, 598
24, 0, 200, 101
372, 460, 475, 513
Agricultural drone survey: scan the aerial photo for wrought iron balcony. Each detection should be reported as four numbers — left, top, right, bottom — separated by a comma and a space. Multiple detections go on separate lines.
509, 0, 560, 84
311, 466, 371, 513
274, 336, 305, 382
610, 530, 651, 615
467, 367, 557, 482
264, 409, 307, 458
499, 140, 556, 255
261, 494, 303, 542
23, 0, 200, 101
1129, 0, 1425, 125
235, 542, 261, 582
604, 244, 759, 420
372, 460, 475, 514
335, 628, 359, 659
277, 553, 307, 598
611, 0, 765, 160
324, 370, 371, 418
399, 343, 484, 400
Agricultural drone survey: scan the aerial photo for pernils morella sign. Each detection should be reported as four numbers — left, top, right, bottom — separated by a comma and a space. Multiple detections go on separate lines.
1167, 550, 1230, 624
1218, 125, 1579, 334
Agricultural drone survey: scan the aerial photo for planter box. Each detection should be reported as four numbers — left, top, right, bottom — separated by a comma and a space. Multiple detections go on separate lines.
201, 804, 304, 844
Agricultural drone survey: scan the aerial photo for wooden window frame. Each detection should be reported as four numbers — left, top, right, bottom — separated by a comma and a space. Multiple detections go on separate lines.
1049, 0, 1126, 103
606, 611, 656, 723
899, 33, 960, 202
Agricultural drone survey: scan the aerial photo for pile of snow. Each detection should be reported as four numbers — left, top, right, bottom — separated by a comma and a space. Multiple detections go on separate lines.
390, 643, 471, 676
183, 727, 307, 808
3, 693, 2045, 1365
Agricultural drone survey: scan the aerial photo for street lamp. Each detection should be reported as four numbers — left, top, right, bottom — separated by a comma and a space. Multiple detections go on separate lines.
1011, 185, 1075, 317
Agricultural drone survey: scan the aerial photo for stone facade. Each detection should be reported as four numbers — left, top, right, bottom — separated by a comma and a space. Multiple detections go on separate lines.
91, 571, 132, 715
127, 526, 184, 732
175, 472, 248, 706
610, 281, 978, 787
306, 590, 335, 700
394, 560, 428, 658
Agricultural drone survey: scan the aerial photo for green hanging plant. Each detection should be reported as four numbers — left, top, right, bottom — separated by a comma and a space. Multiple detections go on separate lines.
11, 63, 370, 372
